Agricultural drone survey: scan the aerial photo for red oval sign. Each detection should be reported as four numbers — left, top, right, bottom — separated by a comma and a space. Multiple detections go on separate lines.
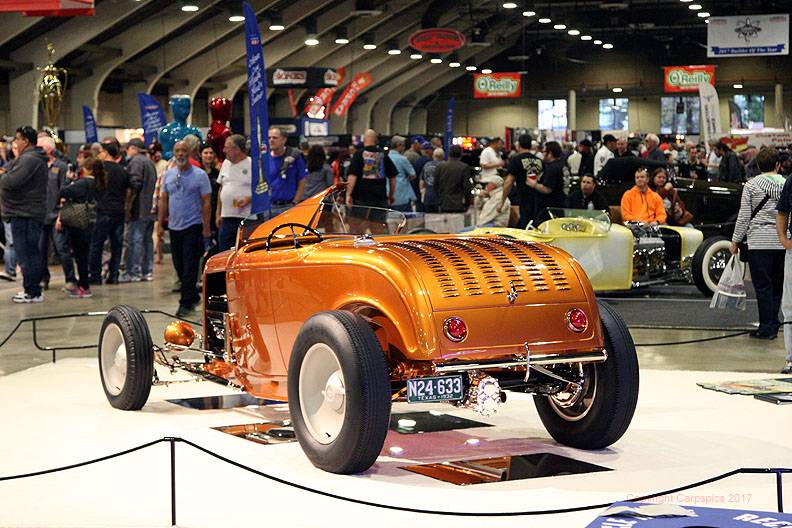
408, 28, 466, 54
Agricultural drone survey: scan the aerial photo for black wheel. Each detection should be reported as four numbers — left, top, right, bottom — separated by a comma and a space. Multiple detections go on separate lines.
288, 310, 391, 474
692, 235, 732, 296
98, 305, 154, 410
533, 300, 638, 449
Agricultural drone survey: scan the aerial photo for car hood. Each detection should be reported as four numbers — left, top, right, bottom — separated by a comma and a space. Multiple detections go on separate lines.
374, 236, 590, 312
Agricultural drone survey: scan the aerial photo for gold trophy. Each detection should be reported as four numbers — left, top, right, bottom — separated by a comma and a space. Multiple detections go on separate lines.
36, 42, 68, 135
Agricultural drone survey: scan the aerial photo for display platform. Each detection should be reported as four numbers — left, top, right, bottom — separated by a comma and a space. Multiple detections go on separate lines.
0, 358, 789, 528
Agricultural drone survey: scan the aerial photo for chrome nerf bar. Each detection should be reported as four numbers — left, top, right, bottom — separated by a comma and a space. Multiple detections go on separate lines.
433, 350, 607, 374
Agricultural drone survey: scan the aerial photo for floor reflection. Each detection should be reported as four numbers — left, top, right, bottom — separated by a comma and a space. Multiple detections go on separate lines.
389, 411, 492, 434
402, 453, 611, 485
166, 393, 280, 410
213, 421, 296, 445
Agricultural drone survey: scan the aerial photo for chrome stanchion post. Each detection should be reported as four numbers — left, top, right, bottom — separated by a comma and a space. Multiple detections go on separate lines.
168, 437, 177, 526
777, 471, 784, 513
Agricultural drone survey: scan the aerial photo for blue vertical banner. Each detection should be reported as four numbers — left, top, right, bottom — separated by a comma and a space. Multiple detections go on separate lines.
136, 93, 166, 148
444, 97, 455, 160
244, 1, 271, 213
82, 105, 98, 144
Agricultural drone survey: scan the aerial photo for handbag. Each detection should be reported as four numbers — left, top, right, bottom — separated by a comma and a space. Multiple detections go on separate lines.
60, 199, 97, 230
738, 194, 770, 262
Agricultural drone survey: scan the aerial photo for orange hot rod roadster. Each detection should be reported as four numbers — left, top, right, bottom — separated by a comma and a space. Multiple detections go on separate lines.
98, 185, 639, 474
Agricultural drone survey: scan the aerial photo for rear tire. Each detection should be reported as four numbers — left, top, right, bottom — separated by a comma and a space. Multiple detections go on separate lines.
534, 300, 638, 449
692, 235, 731, 296
98, 305, 154, 410
288, 311, 391, 474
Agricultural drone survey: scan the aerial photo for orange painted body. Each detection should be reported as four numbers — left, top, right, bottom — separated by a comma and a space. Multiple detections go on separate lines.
202, 188, 604, 401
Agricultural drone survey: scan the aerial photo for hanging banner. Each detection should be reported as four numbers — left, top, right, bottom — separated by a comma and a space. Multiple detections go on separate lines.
244, 1, 271, 213
136, 93, 166, 148
698, 82, 722, 150
268, 67, 341, 88
287, 89, 298, 118
82, 105, 98, 144
473, 72, 521, 99
0, 0, 95, 16
304, 67, 346, 118
331, 72, 373, 118
408, 28, 466, 53
708, 14, 789, 57
664, 65, 715, 93
444, 97, 455, 161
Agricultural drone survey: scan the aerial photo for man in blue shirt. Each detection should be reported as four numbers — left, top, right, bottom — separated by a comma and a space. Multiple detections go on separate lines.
267, 126, 306, 216
158, 140, 212, 318
387, 135, 416, 212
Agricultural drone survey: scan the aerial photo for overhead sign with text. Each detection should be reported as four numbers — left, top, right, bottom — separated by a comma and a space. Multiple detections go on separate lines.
267, 67, 341, 89
664, 65, 715, 93
408, 28, 466, 53
473, 72, 521, 99
708, 14, 789, 57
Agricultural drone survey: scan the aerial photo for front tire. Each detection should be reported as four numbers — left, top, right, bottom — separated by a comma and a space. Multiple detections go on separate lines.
99, 305, 154, 410
534, 300, 638, 449
692, 235, 732, 296
288, 311, 391, 474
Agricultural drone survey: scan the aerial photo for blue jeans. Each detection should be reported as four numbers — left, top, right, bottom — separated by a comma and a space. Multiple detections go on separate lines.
10, 217, 44, 296
218, 217, 243, 252
3, 220, 16, 276
40, 222, 76, 284
124, 219, 154, 278
90, 215, 124, 282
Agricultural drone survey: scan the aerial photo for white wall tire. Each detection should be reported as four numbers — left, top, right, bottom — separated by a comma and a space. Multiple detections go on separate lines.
692, 236, 732, 296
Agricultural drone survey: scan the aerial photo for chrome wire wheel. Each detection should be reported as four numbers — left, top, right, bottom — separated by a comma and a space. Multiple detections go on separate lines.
708, 247, 731, 285
298, 342, 346, 445
547, 363, 598, 422
100, 323, 127, 397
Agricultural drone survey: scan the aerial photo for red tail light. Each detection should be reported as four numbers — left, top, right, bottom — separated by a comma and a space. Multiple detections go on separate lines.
443, 317, 468, 342
566, 308, 588, 333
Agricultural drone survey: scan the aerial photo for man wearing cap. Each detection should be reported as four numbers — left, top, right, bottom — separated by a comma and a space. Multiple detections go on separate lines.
594, 135, 617, 177
387, 135, 417, 212
91, 138, 130, 284
404, 135, 425, 165
121, 138, 158, 282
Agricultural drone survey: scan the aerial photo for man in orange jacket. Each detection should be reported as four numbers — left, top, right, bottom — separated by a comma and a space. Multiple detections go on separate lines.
620, 166, 667, 225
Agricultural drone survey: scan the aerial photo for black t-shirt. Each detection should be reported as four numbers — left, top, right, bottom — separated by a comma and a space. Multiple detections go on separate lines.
536, 159, 567, 213
347, 145, 397, 203
506, 152, 543, 198
776, 175, 792, 238
567, 188, 609, 211
96, 161, 129, 218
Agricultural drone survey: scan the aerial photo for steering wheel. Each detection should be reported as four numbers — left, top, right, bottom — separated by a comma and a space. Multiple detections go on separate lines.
265, 223, 323, 251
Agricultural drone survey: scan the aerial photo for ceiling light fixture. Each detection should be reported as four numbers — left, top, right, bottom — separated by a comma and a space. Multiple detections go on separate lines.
448, 53, 461, 67
581, 35, 593, 40
181, 2, 199, 12
334, 27, 349, 44
522, 10, 536, 17
612, 87, 623, 93
228, 14, 244, 22
688, 3, 702, 9
362, 32, 377, 50
410, 53, 422, 59
268, 12, 284, 30
502, 1, 518, 8
697, 11, 710, 17
386, 39, 401, 55
430, 57, 443, 64
594, 39, 603, 45
481, 68, 492, 74
733, 83, 743, 89
679, 0, 693, 2
465, 64, 477, 71
568, 29, 580, 36
553, 24, 567, 30
304, 18, 319, 46
602, 43, 614, 49
538, 17, 551, 23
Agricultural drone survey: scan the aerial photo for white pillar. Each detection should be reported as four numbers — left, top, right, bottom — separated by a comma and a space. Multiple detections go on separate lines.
568, 89, 577, 131
775, 83, 784, 126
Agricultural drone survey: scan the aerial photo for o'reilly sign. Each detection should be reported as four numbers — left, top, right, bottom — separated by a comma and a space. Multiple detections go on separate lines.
664, 65, 715, 93
473, 72, 521, 98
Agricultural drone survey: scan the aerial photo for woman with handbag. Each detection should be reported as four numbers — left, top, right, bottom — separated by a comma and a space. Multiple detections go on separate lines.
730, 147, 786, 339
57, 157, 102, 298
649, 168, 693, 226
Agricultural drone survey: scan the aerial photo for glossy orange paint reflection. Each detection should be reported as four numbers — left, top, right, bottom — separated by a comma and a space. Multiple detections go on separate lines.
202, 186, 604, 401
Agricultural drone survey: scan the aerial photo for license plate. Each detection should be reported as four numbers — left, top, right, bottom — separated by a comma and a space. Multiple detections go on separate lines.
406, 375, 464, 403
